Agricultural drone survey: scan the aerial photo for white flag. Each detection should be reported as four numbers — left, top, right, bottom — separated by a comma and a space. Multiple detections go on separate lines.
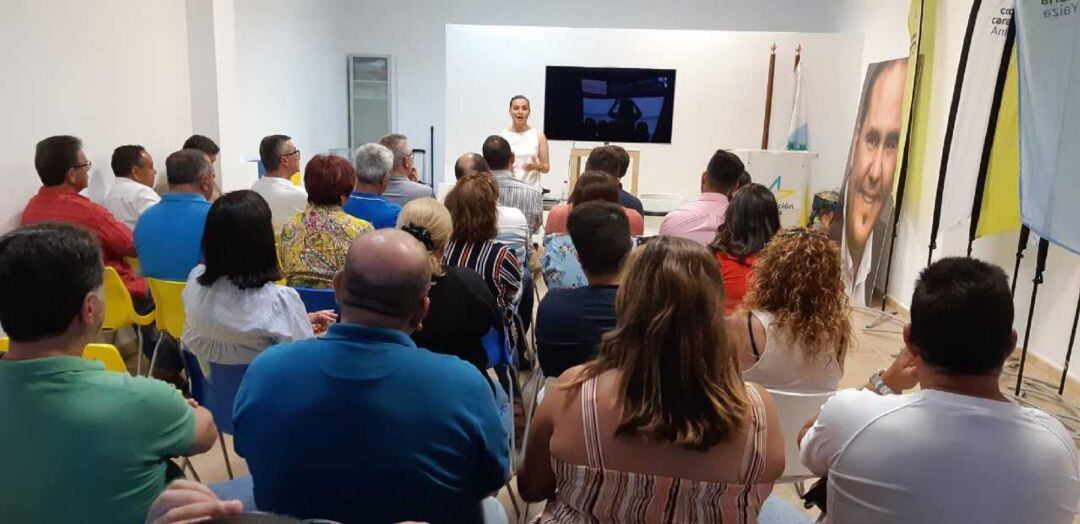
786, 61, 808, 151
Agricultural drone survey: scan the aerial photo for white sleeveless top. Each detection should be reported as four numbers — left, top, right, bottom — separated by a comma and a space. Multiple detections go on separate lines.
499, 127, 541, 188
741, 310, 842, 393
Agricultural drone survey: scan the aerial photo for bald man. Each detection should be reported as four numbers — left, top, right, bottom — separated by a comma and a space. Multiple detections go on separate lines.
453, 152, 529, 264
454, 152, 490, 180
233, 229, 509, 524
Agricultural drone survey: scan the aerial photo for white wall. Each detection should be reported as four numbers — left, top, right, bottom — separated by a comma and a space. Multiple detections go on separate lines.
0, 0, 193, 229
446, 25, 863, 201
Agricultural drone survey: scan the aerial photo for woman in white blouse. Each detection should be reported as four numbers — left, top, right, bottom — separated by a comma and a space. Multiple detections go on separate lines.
182, 190, 335, 365
498, 95, 550, 188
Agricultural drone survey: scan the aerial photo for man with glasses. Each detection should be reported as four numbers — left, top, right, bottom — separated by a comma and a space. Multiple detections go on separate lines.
251, 134, 307, 233
21, 135, 145, 300
379, 134, 434, 207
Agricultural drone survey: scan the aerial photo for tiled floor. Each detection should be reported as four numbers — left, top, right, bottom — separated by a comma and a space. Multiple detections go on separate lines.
187, 304, 1080, 522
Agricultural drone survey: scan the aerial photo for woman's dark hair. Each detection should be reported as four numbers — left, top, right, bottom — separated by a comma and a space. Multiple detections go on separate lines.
569, 171, 619, 206
304, 154, 355, 206
710, 183, 780, 263
198, 190, 282, 289
444, 174, 499, 243
509, 95, 530, 107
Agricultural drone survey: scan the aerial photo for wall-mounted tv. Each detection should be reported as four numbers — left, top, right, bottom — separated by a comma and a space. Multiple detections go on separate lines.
544, 66, 677, 144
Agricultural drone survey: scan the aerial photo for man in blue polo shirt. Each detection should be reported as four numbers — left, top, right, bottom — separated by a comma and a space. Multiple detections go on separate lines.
343, 142, 401, 229
134, 149, 214, 281
234, 229, 508, 523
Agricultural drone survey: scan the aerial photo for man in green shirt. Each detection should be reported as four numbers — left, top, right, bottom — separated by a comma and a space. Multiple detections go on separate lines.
0, 223, 218, 523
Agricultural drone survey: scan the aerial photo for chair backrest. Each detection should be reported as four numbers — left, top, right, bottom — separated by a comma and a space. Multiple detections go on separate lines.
83, 343, 127, 373
0, 337, 7, 352
102, 266, 154, 331
481, 325, 513, 369
292, 287, 339, 314
766, 388, 835, 482
147, 278, 187, 339
181, 350, 249, 435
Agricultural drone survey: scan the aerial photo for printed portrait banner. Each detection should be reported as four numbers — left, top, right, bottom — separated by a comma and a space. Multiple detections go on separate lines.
1014, 1, 1080, 255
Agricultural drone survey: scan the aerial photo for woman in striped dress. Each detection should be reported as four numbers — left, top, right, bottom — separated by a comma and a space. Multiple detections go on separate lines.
443, 174, 523, 354
518, 236, 784, 522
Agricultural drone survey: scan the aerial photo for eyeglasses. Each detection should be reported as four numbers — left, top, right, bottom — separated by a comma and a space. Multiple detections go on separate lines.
282, 149, 301, 159
73, 161, 92, 170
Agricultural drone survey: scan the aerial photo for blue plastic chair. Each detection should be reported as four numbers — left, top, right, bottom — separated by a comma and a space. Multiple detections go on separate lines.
181, 350, 248, 479
292, 287, 339, 314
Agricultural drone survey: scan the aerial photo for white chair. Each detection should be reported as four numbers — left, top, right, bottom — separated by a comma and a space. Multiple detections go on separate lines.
765, 389, 835, 484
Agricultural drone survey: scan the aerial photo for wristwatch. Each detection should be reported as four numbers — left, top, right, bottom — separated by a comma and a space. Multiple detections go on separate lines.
869, 369, 896, 395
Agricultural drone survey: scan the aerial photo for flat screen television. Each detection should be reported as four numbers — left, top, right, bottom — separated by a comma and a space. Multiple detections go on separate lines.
544, 66, 677, 144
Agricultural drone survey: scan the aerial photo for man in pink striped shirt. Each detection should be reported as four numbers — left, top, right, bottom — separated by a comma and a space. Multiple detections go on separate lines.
658, 149, 745, 245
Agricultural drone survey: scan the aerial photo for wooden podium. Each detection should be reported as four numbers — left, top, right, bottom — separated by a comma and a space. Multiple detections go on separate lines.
568, 147, 640, 195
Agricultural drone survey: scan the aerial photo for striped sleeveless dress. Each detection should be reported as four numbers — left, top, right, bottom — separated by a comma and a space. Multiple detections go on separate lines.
534, 378, 773, 523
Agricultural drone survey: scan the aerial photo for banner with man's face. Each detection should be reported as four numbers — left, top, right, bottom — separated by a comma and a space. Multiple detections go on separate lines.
836, 58, 909, 307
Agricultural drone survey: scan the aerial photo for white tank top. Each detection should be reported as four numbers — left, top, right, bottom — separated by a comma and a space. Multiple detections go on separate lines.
741, 310, 842, 393
499, 127, 541, 188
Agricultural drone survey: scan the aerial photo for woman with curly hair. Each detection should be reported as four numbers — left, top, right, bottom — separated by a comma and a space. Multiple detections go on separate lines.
727, 227, 851, 393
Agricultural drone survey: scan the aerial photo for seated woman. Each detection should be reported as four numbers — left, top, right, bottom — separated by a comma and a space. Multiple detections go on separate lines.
442, 174, 523, 350
519, 236, 784, 522
544, 171, 644, 236
278, 155, 373, 288
182, 190, 336, 365
710, 183, 780, 314
727, 227, 851, 393
399, 198, 498, 373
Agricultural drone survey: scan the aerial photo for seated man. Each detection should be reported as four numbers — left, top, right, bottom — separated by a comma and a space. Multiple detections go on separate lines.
659, 149, 743, 245
135, 149, 215, 281
536, 201, 630, 377
234, 229, 508, 523
380, 133, 434, 206
0, 223, 217, 523
800, 257, 1080, 523
585, 144, 644, 216
104, 144, 161, 229
344, 143, 402, 229
251, 134, 307, 233
483, 135, 542, 236
455, 152, 528, 266
21, 135, 145, 299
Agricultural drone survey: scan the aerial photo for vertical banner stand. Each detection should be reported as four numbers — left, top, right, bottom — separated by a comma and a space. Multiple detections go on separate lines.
1057, 290, 1080, 395
1010, 225, 1030, 297
1014, 238, 1050, 396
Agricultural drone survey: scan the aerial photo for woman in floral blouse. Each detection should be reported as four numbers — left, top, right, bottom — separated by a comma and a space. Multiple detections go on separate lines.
278, 155, 373, 288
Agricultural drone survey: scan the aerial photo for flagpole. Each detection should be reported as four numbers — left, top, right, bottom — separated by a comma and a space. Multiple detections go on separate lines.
762, 44, 777, 150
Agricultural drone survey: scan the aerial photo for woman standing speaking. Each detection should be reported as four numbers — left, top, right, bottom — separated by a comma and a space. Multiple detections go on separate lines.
499, 95, 550, 189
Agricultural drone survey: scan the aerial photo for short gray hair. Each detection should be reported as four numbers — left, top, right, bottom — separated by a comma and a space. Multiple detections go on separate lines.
378, 134, 411, 169
354, 143, 393, 185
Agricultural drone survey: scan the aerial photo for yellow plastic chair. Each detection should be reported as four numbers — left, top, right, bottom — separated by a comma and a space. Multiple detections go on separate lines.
102, 267, 155, 373
83, 343, 127, 373
146, 278, 187, 375
289, 171, 302, 186
123, 256, 142, 275
0, 337, 7, 352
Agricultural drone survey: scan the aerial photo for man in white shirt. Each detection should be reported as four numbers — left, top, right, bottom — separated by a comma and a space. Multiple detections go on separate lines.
251, 134, 307, 233
104, 145, 161, 229
482, 137, 543, 236
379, 134, 434, 207
800, 257, 1080, 523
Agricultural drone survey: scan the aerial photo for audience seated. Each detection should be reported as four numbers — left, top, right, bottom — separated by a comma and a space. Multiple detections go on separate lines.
659, 149, 745, 244
344, 142, 402, 229
251, 134, 307, 233
0, 223, 217, 523
233, 229, 509, 523
278, 154, 373, 288
727, 227, 850, 393
585, 144, 644, 216
800, 257, 1080, 522
455, 152, 529, 267
710, 183, 780, 314
544, 170, 644, 236
400, 198, 498, 373
482, 135, 542, 235
536, 201, 629, 377
135, 149, 215, 281
443, 174, 523, 350
181, 190, 334, 365
104, 144, 161, 229
519, 235, 784, 521
380, 133, 435, 206
155, 134, 222, 199
22, 135, 145, 299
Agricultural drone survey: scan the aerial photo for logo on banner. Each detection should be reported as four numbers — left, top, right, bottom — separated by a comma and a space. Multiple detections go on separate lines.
769, 176, 797, 211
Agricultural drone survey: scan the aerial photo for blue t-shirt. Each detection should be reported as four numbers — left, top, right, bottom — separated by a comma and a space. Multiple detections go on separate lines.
619, 187, 645, 216
343, 191, 401, 229
535, 285, 618, 377
233, 323, 509, 524
134, 193, 211, 281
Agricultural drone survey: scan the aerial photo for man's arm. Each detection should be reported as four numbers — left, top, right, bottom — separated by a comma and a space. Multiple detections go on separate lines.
188, 400, 219, 455
89, 201, 138, 258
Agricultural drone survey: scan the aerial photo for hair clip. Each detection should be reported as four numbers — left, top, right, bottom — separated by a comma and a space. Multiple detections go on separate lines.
402, 223, 434, 251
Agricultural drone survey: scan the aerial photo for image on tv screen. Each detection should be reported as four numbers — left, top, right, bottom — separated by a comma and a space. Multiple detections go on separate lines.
544, 66, 677, 144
